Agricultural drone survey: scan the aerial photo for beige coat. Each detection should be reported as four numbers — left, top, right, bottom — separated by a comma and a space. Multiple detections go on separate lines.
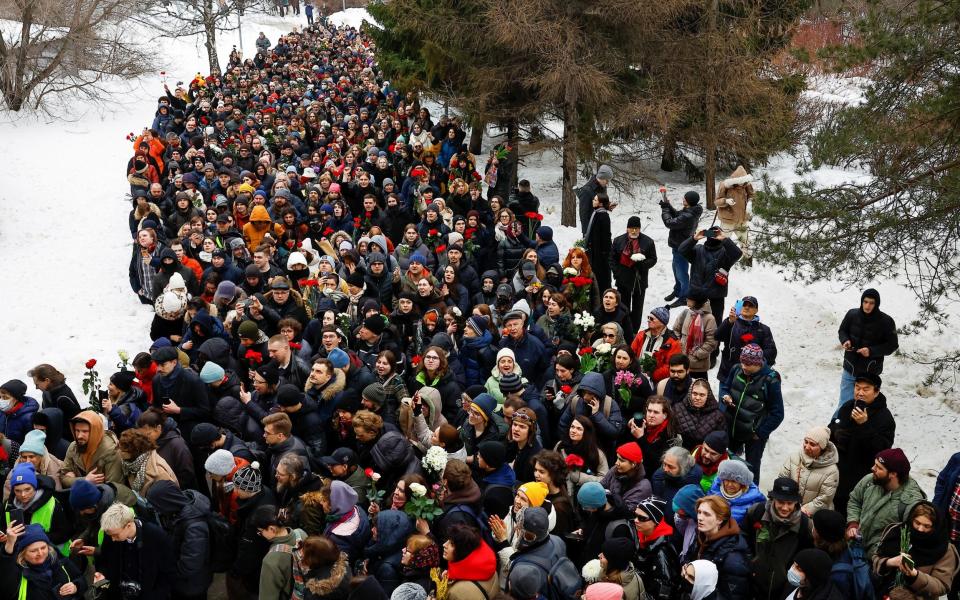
448, 573, 499, 600
778, 442, 840, 514
714, 166, 754, 226
872, 529, 960, 600
124, 450, 179, 495
672, 304, 718, 373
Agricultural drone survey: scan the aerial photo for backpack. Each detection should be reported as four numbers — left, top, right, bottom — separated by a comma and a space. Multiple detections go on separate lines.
604, 519, 639, 553
446, 503, 497, 550
831, 542, 875, 600
268, 529, 308, 600
509, 550, 584, 600
207, 512, 236, 573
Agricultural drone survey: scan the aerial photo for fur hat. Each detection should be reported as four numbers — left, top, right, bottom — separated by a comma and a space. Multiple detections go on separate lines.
717, 459, 753, 487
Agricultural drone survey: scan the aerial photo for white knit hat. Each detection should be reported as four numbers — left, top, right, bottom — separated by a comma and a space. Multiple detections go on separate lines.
204, 449, 236, 477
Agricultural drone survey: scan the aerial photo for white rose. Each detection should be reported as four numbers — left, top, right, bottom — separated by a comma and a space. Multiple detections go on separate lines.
371, 472, 381, 482
563, 267, 577, 276
630, 253, 645, 262
409, 482, 428, 498
595, 342, 612, 354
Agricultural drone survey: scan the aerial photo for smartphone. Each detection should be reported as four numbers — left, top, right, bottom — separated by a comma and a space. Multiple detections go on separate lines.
8, 508, 24, 526
854, 400, 866, 411
903, 554, 915, 570
704, 229, 717, 239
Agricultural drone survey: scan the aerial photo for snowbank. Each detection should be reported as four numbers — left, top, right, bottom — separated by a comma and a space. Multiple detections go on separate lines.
327, 7, 380, 29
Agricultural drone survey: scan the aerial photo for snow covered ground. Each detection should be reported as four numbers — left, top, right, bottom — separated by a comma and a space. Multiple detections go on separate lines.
0, 8, 956, 494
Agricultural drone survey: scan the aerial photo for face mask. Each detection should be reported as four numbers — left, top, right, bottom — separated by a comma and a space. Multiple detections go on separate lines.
786, 567, 804, 587
0, 399, 12, 411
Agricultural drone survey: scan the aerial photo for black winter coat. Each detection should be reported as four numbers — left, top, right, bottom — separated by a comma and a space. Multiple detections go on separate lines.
742, 503, 813, 600
695, 524, 752, 600
837, 290, 898, 376
151, 364, 211, 441
95, 520, 177, 600
635, 534, 681, 600
610, 232, 658, 291
230, 488, 277, 594
660, 201, 703, 249
156, 419, 197, 491
829, 393, 895, 511
678, 237, 742, 299
0, 546, 86, 600
39, 386, 81, 440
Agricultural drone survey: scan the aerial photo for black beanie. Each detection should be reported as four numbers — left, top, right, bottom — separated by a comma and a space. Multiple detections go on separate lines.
110, 371, 136, 392
478, 441, 507, 470
602, 537, 635, 572
684, 191, 700, 205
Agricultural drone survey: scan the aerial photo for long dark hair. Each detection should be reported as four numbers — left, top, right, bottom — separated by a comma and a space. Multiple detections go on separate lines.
562, 415, 601, 474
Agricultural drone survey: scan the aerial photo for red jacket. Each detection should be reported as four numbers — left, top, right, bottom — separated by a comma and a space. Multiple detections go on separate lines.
134, 362, 158, 406
630, 329, 682, 383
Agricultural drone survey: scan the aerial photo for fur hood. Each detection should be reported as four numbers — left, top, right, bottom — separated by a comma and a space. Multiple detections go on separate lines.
306, 368, 346, 400
722, 166, 752, 187
305, 552, 350, 595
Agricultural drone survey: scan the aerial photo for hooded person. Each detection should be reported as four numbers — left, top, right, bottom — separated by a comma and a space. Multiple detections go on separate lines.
506, 507, 570, 598
145, 480, 214, 598
31, 408, 69, 460
786, 548, 845, 600
364, 509, 416, 596
59, 411, 124, 488
682, 560, 719, 600
837, 288, 899, 408
324, 480, 372, 563
0, 380, 40, 444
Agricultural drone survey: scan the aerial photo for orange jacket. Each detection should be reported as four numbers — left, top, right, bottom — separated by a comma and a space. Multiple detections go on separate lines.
242, 205, 283, 250
133, 135, 167, 174
630, 328, 682, 383
181, 256, 203, 282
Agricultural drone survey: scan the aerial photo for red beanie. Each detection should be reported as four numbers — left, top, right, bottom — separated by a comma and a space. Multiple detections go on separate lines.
876, 448, 910, 481
617, 442, 643, 465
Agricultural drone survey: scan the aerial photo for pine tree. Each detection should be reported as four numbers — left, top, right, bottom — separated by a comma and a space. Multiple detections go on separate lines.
754, 0, 960, 381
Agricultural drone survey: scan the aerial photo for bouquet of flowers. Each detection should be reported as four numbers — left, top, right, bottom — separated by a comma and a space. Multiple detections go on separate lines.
638, 352, 657, 375
422, 446, 448, 478
579, 343, 612, 373
403, 482, 443, 522
563, 276, 593, 311
365, 468, 385, 506
613, 370, 645, 409
572, 311, 596, 341
297, 278, 320, 314
565, 454, 585, 471
524, 211, 544, 238
81, 359, 103, 413
424, 228, 442, 251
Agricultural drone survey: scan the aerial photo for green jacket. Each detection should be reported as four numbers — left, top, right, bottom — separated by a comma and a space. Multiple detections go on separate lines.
259, 528, 307, 600
59, 431, 124, 488
847, 474, 925, 558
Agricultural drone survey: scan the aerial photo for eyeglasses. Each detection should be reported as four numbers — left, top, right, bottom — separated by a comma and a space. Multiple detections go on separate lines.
424, 355, 440, 361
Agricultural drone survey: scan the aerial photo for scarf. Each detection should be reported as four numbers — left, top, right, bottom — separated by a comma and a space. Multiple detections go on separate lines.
645, 418, 670, 444
122, 452, 150, 492
404, 543, 440, 572
21, 553, 56, 587
877, 507, 950, 567
696, 449, 728, 476
638, 519, 675, 548
619, 236, 640, 268
685, 311, 703, 354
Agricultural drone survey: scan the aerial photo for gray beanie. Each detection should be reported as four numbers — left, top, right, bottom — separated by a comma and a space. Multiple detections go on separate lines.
596, 165, 613, 181
390, 583, 427, 600
233, 461, 262, 492
717, 459, 753, 487
204, 449, 236, 477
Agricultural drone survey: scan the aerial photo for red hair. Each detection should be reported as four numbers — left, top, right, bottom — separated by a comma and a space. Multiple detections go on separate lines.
563, 247, 593, 278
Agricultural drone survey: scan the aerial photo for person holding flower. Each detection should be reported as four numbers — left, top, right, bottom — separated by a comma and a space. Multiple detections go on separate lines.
496, 208, 532, 275
629, 306, 682, 385
610, 215, 658, 330
603, 345, 654, 418
554, 415, 609, 496
536, 292, 576, 347
561, 247, 598, 313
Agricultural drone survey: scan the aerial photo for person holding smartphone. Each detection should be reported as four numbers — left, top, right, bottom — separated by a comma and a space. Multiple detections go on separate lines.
873, 500, 956, 598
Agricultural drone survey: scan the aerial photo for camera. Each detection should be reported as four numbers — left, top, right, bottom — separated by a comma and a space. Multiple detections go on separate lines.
704, 227, 720, 239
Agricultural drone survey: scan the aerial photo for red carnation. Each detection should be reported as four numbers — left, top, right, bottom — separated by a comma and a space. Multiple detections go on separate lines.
534, 213, 544, 221
353, 217, 361, 226
560, 385, 573, 394
244, 349, 263, 364
741, 333, 755, 343
524, 211, 538, 219
428, 229, 438, 236
411, 355, 422, 367
578, 347, 593, 356
436, 244, 447, 253
364, 467, 375, 478
323, 227, 334, 236
85, 359, 97, 369
298, 279, 319, 287
565, 454, 585, 468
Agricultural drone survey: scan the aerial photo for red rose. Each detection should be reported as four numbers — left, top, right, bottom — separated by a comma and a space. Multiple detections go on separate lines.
85, 359, 97, 369
428, 229, 438, 236
244, 349, 263, 364
411, 355, 422, 367
323, 227, 334, 236
560, 385, 573, 394
353, 217, 361, 226
524, 211, 538, 219
534, 213, 544, 221
578, 347, 593, 355
436, 244, 447, 253
364, 467, 375, 478
741, 333, 755, 343
565, 454, 585, 468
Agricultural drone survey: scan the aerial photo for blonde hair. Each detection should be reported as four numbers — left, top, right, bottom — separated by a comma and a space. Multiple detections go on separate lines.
100, 502, 135, 531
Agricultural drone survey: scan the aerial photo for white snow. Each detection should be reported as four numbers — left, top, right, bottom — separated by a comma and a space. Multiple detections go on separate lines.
0, 8, 955, 495
327, 7, 380, 29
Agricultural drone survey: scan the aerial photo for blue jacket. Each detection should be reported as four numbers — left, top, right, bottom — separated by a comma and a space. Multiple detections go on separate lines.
461, 330, 496, 388
483, 464, 517, 489
708, 478, 766, 526
0, 397, 39, 443
934, 452, 960, 513
535, 241, 559, 267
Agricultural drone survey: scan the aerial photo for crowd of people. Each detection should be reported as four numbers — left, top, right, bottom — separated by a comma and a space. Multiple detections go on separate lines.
0, 12, 957, 600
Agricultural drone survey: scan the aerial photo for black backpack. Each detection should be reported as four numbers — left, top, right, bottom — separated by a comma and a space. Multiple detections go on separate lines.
508, 550, 584, 600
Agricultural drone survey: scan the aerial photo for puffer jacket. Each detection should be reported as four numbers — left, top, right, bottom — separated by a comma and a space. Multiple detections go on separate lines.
673, 306, 718, 373
708, 478, 767, 527
462, 331, 496, 388
558, 372, 624, 450
635, 529, 681, 600
847, 474, 926, 559
600, 467, 652, 512
0, 395, 40, 444
371, 430, 421, 497
448, 542, 500, 600
719, 363, 784, 445
661, 202, 703, 249
778, 443, 840, 514
838, 289, 899, 376
672, 384, 727, 450
695, 519, 752, 600
678, 237, 742, 300
363, 510, 415, 596
146, 483, 213, 596
715, 316, 777, 382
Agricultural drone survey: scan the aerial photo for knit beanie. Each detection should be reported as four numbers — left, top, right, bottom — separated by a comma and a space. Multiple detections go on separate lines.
205, 449, 237, 477
10, 463, 37, 490
496, 347, 515, 364
69, 479, 103, 510
602, 538, 635, 572
717, 459, 753, 487
577, 481, 607, 510
518, 482, 548, 507
683, 191, 700, 205
0, 380, 27, 401
498, 372, 524, 395
391, 583, 427, 600
199, 361, 225, 384
238, 320, 260, 340
469, 393, 497, 422
876, 448, 910, 481
636, 497, 667, 524
256, 362, 280, 386
110, 371, 136, 392
190, 422, 220, 447
672, 484, 706, 517
585, 582, 623, 600
233, 461, 262, 493
478, 441, 507, 470
327, 348, 349, 369
804, 426, 831, 450
466, 315, 490, 337
19, 430, 47, 456
739, 343, 764, 367
509, 562, 546, 600
14, 524, 49, 555
811, 509, 846, 544
616, 442, 643, 465
649, 306, 670, 327
703, 430, 729, 455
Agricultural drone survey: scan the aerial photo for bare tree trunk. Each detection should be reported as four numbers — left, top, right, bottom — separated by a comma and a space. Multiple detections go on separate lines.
561, 101, 578, 228
704, 0, 718, 210
660, 134, 677, 171
204, 0, 221, 74
468, 115, 484, 155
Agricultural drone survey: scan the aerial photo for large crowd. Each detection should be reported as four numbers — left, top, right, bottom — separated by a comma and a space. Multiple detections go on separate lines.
0, 11, 957, 600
